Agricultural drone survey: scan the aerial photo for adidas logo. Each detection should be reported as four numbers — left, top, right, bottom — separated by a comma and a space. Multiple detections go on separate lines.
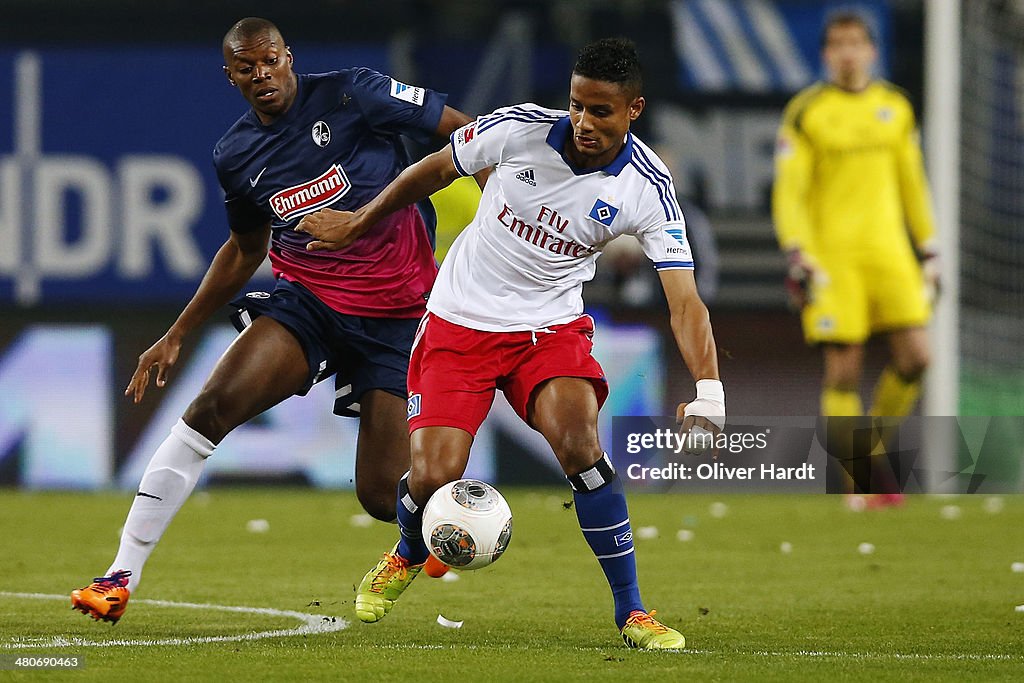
515, 168, 537, 186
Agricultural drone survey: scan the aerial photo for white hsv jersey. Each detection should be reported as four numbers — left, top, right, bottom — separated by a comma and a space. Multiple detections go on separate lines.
428, 103, 694, 331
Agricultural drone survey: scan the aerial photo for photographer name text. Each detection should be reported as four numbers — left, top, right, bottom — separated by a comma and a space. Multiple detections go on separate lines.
626, 462, 817, 482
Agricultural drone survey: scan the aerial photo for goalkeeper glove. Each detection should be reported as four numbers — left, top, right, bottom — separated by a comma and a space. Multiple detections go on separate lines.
784, 248, 819, 309
676, 379, 726, 455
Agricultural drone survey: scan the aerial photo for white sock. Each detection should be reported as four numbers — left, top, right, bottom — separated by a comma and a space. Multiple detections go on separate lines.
107, 419, 214, 591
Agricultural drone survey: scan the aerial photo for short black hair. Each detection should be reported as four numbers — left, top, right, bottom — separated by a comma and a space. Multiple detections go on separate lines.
821, 10, 876, 48
572, 37, 643, 99
223, 17, 284, 52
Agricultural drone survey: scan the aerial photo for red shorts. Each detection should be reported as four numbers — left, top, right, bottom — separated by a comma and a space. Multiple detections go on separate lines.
406, 313, 609, 436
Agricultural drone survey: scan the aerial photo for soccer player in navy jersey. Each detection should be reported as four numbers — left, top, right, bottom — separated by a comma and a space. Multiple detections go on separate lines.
298, 37, 724, 649
70, 17, 476, 624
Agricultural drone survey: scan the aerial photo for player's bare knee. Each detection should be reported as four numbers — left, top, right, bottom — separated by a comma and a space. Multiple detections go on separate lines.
823, 344, 863, 388
408, 469, 455, 505
355, 485, 397, 522
182, 392, 233, 444
409, 453, 463, 503
823, 363, 860, 391
894, 352, 930, 382
409, 436, 468, 501
549, 431, 602, 476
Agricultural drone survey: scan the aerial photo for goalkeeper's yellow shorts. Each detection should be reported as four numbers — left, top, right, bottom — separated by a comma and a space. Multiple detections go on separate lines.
801, 255, 931, 345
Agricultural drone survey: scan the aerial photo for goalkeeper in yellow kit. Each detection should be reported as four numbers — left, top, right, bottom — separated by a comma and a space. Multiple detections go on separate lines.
772, 11, 939, 501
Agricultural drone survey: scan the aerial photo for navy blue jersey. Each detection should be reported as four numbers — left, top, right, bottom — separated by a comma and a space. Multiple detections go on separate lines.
213, 69, 447, 317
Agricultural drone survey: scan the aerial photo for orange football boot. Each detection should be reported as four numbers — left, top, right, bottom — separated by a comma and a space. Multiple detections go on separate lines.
71, 570, 131, 624
424, 553, 450, 578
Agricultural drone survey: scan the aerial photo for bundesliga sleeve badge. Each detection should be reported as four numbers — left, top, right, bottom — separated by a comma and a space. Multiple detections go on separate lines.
455, 122, 476, 147
390, 79, 424, 106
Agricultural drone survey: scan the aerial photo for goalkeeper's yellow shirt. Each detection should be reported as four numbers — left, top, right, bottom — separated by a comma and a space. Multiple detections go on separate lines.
772, 81, 936, 261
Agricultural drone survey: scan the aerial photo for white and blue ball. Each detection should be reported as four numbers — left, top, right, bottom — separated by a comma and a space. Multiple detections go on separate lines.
421, 479, 513, 570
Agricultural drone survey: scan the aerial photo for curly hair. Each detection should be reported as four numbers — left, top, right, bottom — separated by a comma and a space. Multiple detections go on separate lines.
572, 37, 643, 98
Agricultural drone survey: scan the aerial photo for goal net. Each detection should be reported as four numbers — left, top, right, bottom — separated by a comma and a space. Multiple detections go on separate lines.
959, 0, 1024, 415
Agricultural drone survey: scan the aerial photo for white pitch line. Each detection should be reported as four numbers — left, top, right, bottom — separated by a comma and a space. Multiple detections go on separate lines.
744, 649, 1023, 663
4, 593, 1019, 663
352, 643, 1023, 662
0, 592, 348, 648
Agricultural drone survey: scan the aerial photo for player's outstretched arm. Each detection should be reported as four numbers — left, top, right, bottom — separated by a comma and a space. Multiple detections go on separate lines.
659, 269, 725, 451
296, 145, 462, 251
894, 112, 941, 301
125, 224, 270, 403
771, 105, 816, 256
772, 111, 821, 309
435, 105, 473, 137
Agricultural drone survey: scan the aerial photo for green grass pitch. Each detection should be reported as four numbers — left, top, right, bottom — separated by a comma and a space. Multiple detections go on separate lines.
1, 488, 1022, 681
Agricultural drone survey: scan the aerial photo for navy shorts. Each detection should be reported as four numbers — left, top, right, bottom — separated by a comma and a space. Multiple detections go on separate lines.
229, 279, 420, 417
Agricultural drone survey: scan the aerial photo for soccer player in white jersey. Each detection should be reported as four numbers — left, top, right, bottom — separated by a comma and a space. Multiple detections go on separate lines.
297, 38, 725, 650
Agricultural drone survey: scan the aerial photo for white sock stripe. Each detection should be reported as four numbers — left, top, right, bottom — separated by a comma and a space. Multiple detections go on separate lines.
579, 467, 605, 491
602, 452, 615, 474
580, 518, 630, 533
401, 493, 419, 514
570, 453, 616, 492
595, 547, 635, 560
171, 419, 215, 458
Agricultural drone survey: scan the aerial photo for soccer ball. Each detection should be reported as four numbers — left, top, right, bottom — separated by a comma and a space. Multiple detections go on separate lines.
421, 479, 513, 570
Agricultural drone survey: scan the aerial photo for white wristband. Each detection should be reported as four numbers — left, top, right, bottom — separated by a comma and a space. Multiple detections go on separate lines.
695, 379, 724, 404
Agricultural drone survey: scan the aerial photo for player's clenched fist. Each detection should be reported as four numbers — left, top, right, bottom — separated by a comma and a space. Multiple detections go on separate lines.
676, 379, 726, 455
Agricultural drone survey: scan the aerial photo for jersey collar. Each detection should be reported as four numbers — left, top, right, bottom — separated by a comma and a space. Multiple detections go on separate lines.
545, 116, 634, 176
826, 78, 875, 95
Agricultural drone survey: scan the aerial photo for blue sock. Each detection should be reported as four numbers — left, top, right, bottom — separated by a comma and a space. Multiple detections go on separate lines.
395, 473, 430, 564
570, 455, 644, 629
